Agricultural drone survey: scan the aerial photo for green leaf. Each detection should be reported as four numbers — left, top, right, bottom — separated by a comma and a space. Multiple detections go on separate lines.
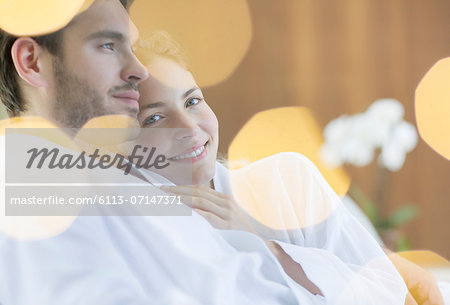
387, 205, 418, 228
395, 235, 412, 251
349, 184, 379, 225
377, 220, 393, 230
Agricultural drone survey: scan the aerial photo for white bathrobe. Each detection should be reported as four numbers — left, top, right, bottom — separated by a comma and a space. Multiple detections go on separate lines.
0, 131, 408, 304
212, 152, 408, 304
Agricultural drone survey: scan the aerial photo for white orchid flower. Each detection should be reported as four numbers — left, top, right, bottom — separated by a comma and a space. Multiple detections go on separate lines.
392, 121, 418, 153
378, 141, 406, 171
321, 97, 418, 171
366, 98, 404, 124
320, 143, 344, 168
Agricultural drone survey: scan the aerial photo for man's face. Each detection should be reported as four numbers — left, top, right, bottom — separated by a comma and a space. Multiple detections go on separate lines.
46, 0, 148, 128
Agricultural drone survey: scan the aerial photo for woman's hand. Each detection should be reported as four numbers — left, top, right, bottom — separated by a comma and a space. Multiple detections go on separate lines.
160, 185, 257, 234
162, 184, 325, 297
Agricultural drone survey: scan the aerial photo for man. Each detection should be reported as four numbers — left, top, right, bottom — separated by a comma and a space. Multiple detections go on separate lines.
0, 1, 437, 304
0, 0, 148, 128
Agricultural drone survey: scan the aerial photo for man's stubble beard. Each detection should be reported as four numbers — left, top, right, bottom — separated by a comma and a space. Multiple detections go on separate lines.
51, 56, 113, 128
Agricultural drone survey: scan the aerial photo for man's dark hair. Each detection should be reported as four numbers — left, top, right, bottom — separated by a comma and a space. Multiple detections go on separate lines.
120, 0, 134, 10
0, 0, 134, 116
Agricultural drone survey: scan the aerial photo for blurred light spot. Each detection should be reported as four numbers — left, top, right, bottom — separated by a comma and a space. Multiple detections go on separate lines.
396, 250, 450, 268
0, 117, 78, 241
75, 115, 141, 156
0, 216, 78, 241
130, 0, 252, 87
0, 0, 91, 36
415, 57, 450, 160
0, 116, 76, 149
228, 152, 340, 230
229, 106, 351, 197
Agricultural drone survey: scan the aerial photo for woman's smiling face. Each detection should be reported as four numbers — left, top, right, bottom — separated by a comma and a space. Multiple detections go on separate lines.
136, 56, 219, 185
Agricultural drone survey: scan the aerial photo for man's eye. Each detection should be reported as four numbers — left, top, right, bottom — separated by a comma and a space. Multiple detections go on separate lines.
143, 114, 162, 126
101, 43, 115, 51
186, 97, 201, 107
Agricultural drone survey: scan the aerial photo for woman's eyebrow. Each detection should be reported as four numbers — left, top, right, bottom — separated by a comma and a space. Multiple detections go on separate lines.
141, 101, 165, 110
182, 87, 200, 99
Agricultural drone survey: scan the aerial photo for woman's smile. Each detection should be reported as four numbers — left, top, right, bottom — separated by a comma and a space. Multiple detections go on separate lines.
168, 142, 209, 162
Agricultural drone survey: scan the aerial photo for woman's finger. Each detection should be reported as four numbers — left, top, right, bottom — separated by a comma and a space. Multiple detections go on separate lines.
161, 185, 254, 232
193, 209, 228, 229
176, 194, 227, 219
161, 185, 230, 208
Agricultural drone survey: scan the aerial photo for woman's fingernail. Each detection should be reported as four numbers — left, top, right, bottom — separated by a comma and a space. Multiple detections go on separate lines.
160, 185, 173, 191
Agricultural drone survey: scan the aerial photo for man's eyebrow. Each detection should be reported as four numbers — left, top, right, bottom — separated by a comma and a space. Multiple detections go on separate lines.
85, 30, 125, 42
182, 87, 200, 99
141, 101, 166, 110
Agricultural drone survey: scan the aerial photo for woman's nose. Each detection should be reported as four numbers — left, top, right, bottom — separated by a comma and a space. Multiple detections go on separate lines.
174, 114, 199, 140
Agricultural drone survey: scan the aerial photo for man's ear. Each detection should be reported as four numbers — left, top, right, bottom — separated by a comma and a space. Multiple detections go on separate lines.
11, 37, 51, 88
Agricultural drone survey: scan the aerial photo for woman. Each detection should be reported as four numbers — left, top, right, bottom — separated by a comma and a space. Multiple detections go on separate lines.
132, 32, 432, 305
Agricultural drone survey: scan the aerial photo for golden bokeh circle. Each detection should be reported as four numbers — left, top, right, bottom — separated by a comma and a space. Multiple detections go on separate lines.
0, 117, 78, 241
415, 57, 450, 160
228, 107, 351, 197
130, 0, 252, 87
0, 0, 94, 36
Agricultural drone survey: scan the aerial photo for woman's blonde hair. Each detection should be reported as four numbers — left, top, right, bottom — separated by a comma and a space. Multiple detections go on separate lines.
135, 30, 188, 70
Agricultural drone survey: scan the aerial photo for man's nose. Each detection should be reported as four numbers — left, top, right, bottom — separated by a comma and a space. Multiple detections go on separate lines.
121, 52, 149, 84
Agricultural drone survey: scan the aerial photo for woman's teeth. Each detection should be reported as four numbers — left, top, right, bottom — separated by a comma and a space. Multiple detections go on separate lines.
170, 145, 205, 161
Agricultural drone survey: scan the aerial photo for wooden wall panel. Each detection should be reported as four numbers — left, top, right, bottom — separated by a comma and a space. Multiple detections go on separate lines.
203, 0, 450, 257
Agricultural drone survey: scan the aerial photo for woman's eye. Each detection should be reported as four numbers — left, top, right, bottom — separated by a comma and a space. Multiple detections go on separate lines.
101, 42, 115, 51
143, 114, 162, 126
186, 97, 201, 107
